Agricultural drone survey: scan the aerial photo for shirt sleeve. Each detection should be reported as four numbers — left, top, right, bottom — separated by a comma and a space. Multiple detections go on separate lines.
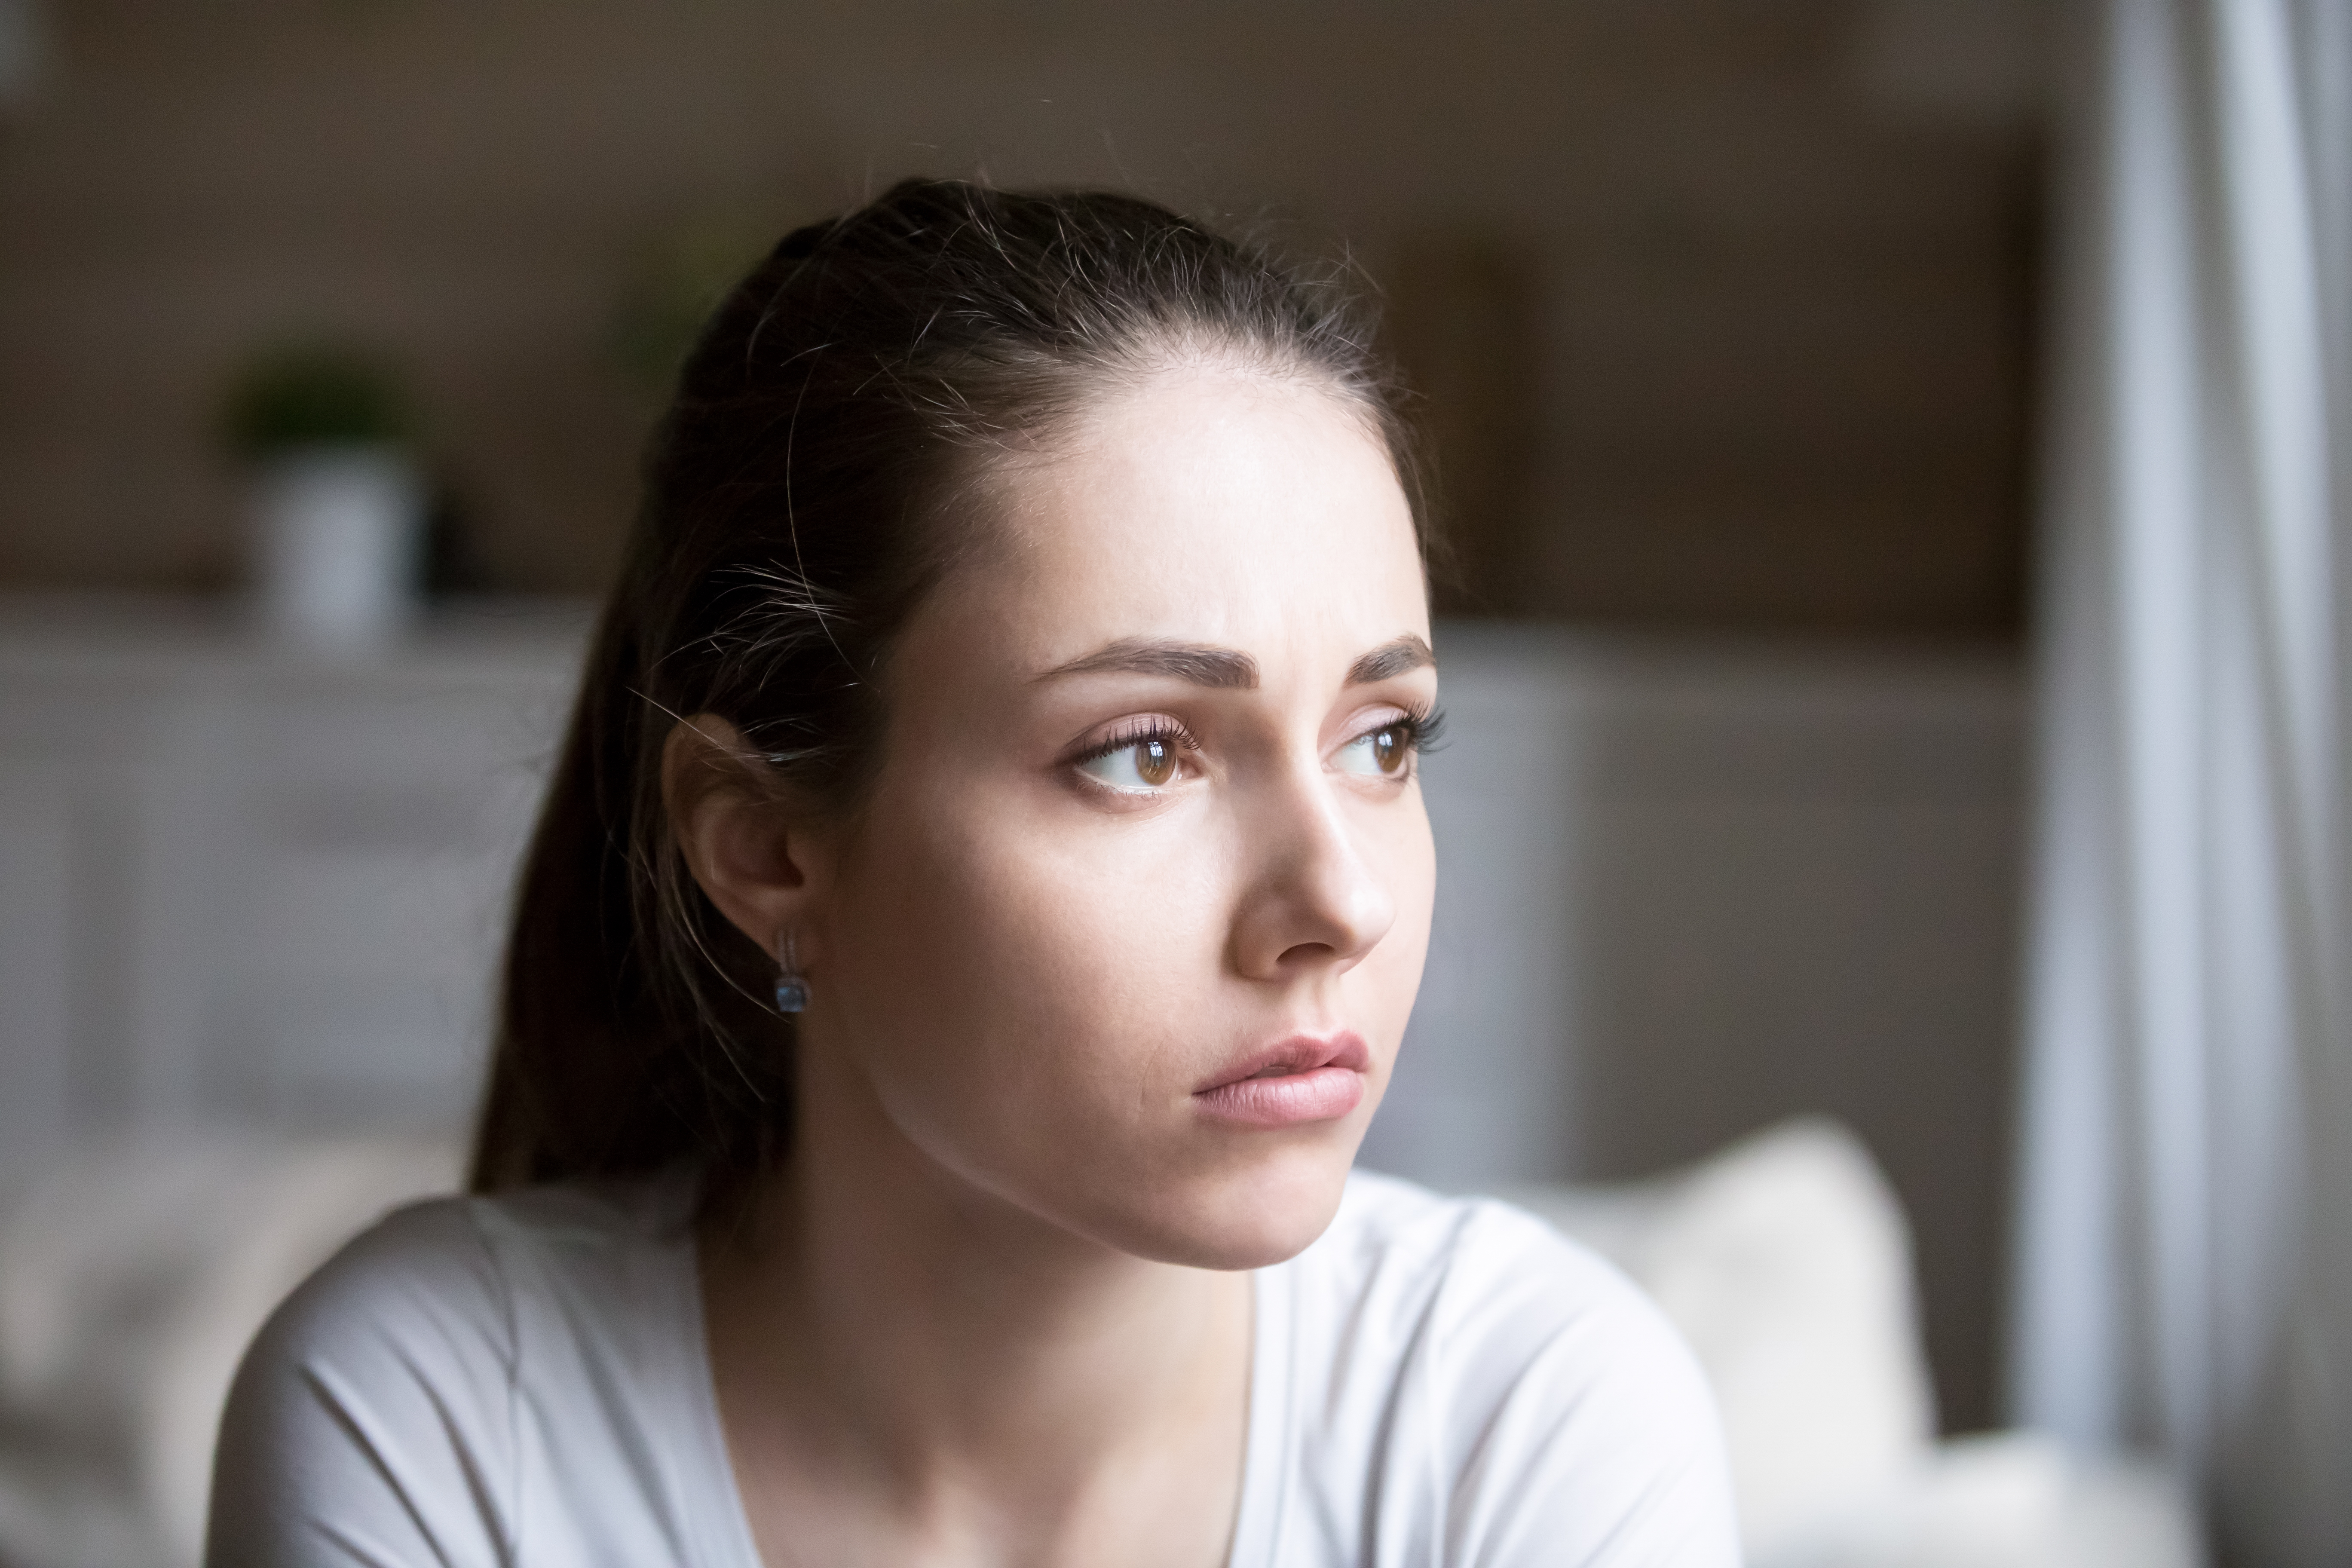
205, 1200, 520, 1568
1439, 1205, 1743, 1568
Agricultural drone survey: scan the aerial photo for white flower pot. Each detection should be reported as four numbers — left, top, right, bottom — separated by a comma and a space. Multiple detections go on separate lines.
251, 444, 426, 650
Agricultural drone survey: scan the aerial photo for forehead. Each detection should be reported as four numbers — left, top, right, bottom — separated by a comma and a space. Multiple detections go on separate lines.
938, 364, 1427, 677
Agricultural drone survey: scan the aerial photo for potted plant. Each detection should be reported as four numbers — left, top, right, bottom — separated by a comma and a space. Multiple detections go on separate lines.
224, 344, 424, 649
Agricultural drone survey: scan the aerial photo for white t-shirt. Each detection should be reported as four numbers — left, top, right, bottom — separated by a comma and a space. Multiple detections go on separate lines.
208, 1168, 1739, 1567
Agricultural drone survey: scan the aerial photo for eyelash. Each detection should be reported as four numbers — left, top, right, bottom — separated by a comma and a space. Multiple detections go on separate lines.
1069, 717, 1203, 769
1390, 702, 1448, 757
1066, 704, 1450, 772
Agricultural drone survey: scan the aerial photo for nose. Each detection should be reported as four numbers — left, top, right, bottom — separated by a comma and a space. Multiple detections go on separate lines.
1229, 763, 1397, 982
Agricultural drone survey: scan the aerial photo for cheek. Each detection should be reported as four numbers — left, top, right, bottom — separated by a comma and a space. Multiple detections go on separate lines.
817, 765, 1438, 1266
824, 779, 1234, 1155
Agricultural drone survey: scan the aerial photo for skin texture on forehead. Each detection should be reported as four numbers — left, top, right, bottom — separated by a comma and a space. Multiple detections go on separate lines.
969, 361, 1413, 678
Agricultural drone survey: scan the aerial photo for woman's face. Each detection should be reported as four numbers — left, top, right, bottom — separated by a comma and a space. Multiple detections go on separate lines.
806, 361, 1436, 1270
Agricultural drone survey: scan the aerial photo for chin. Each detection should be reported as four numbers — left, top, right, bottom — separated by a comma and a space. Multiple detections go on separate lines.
1089, 1131, 1363, 1272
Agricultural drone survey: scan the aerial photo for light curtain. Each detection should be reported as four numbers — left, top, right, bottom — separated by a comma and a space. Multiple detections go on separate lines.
2009, 0, 2352, 1560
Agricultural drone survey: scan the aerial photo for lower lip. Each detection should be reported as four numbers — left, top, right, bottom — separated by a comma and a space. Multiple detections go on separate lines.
1193, 1065, 1366, 1128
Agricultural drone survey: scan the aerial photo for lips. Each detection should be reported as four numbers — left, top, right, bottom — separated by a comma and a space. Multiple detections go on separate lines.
1192, 1032, 1371, 1128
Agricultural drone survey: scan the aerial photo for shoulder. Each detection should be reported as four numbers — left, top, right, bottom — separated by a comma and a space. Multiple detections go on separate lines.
209, 1196, 521, 1566
247, 1185, 566, 1355
236, 1172, 693, 1407
209, 1174, 701, 1567
1309, 1168, 1719, 1399
1310, 1168, 1694, 1364
219, 1188, 578, 1449
1269, 1170, 1739, 1566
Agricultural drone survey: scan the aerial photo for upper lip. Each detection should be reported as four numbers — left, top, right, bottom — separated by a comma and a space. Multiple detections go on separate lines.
1194, 1032, 1372, 1093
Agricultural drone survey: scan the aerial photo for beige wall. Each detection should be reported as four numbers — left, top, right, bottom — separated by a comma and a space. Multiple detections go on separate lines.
0, 0, 2036, 630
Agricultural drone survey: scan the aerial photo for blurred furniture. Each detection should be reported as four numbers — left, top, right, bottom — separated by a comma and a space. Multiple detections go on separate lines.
0, 1134, 459, 1568
0, 605, 2030, 1433
1510, 1121, 2204, 1568
0, 1120, 2200, 1568
1370, 624, 2024, 1430
0, 594, 588, 1153
1372, 626, 2024, 1191
0, 603, 2159, 1563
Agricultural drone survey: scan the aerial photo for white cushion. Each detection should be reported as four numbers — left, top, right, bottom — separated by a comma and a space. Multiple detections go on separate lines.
0, 1131, 460, 1568
1761, 1431, 2205, 1568
1503, 1117, 1937, 1559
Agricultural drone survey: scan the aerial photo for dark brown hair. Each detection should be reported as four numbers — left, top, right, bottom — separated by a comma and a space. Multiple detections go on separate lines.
469, 179, 1424, 1192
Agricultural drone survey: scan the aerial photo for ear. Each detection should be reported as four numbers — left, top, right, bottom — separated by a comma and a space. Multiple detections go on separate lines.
662, 713, 830, 963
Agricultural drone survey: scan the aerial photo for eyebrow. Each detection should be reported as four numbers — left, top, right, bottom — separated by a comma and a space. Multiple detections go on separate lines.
1037, 632, 1437, 690
1039, 639, 1260, 689
1347, 634, 1437, 686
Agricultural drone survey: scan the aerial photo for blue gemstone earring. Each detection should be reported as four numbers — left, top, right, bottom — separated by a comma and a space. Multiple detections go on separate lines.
773, 931, 809, 1015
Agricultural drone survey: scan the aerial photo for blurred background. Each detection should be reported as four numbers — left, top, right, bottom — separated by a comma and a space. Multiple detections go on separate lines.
0, 0, 2041, 622
0, 2, 2341, 1566
0, 0, 2040, 1380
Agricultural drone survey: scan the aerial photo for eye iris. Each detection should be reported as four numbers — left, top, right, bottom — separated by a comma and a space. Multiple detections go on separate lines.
1135, 736, 1177, 787
1373, 727, 1405, 775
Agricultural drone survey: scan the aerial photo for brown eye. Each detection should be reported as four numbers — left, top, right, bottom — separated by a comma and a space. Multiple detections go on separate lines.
1337, 722, 1414, 778
1135, 736, 1179, 787
1076, 726, 1193, 791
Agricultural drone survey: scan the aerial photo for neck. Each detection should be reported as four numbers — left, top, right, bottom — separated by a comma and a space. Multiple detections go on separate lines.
700, 1041, 1253, 1554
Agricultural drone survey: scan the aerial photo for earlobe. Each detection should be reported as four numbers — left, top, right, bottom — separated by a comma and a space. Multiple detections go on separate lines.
662, 714, 823, 958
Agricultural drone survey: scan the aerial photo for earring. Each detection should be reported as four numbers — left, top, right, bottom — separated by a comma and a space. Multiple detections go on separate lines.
773, 930, 809, 1015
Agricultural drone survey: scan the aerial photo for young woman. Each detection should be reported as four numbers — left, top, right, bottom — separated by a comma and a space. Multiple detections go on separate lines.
208, 181, 1737, 1567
